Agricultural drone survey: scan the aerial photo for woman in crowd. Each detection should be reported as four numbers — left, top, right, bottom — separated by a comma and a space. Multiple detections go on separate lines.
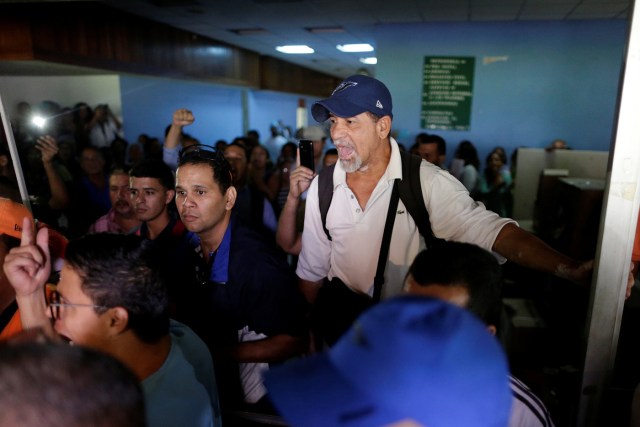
479, 148, 513, 217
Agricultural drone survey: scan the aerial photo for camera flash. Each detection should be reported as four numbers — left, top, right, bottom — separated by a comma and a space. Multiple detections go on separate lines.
32, 115, 46, 129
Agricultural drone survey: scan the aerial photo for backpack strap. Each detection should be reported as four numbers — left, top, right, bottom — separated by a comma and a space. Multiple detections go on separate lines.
318, 163, 336, 241
397, 150, 443, 249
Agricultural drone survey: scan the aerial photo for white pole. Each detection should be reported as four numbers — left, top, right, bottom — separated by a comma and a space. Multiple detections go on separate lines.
0, 91, 32, 211
578, 0, 640, 424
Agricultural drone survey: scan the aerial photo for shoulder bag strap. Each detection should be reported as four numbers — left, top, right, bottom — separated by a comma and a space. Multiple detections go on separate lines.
373, 179, 400, 302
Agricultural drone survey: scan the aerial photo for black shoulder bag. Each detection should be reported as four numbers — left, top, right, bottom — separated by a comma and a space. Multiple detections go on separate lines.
312, 180, 400, 347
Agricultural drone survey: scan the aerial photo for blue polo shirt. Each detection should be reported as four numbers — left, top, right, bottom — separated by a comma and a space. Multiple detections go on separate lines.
174, 219, 307, 410
179, 219, 307, 346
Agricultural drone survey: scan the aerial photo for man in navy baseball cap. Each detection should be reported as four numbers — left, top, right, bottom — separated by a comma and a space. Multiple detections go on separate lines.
311, 74, 393, 122
295, 70, 595, 354
265, 296, 511, 427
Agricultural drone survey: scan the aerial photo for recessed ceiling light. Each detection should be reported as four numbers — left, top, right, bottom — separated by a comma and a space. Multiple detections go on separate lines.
336, 44, 374, 53
228, 28, 269, 36
306, 26, 345, 34
276, 45, 314, 54
360, 57, 377, 65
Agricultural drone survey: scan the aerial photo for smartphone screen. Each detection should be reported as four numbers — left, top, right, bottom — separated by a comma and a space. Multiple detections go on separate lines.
299, 139, 315, 172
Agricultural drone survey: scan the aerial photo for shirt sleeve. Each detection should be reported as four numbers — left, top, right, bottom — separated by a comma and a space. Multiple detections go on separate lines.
262, 197, 278, 233
421, 164, 515, 260
163, 145, 180, 171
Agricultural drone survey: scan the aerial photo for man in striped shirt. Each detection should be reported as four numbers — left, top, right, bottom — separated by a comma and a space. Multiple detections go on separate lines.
404, 241, 555, 427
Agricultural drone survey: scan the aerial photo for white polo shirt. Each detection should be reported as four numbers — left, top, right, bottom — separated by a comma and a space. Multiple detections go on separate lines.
296, 138, 514, 298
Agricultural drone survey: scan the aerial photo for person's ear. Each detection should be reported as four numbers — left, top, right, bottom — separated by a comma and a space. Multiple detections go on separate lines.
0, 155, 8, 167
108, 307, 129, 336
225, 186, 237, 211
165, 189, 175, 205
376, 116, 392, 139
486, 325, 497, 336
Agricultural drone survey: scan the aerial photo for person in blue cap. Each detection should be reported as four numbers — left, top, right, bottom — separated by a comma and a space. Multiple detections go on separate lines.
293, 74, 596, 346
264, 296, 512, 427
404, 241, 555, 427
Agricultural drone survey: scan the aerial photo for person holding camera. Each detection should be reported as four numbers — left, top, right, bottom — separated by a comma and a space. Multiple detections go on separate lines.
87, 104, 123, 149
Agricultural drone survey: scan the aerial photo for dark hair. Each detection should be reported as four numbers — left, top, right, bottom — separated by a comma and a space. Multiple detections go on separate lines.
280, 142, 297, 156
226, 141, 249, 160
81, 145, 104, 159
455, 140, 480, 170
230, 137, 248, 148
0, 342, 145, 427
484, 148, 508, 182
408, 241, 502, 327
250, 144, 271, 161
488, 147, 508, 165
416, 133, 446, 155
108, 167, 130, 179
129, 159, 175, 191
65, 233, 169, 343
365, 111, 382, 122
178, 145, 233, 194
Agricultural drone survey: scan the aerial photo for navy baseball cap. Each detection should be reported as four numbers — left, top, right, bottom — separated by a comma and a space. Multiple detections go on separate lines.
265, 296, 511, 427
311, 75, 393, 122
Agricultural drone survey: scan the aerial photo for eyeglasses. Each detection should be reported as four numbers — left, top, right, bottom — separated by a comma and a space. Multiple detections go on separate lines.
178, 144, 218, 161
48, 290, 108, 320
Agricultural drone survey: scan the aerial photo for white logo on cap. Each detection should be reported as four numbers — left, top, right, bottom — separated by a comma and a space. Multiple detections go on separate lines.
376, 100, 383, 109
332, 81, 358, 95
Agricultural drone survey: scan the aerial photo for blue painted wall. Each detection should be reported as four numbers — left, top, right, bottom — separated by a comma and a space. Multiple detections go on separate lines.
375, 20, 628, 167
120, 75, 245, 145
248, 90, 316, 143
120, 75, 320, 151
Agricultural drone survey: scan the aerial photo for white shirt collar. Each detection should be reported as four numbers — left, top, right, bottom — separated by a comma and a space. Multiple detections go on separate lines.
333, 137, 402, 188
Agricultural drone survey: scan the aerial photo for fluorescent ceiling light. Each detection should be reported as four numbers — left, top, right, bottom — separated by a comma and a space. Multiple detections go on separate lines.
228, 28, 269, 36
336, 43, 374, 53
276, 45, 314, 54
360, 57, 377, 65
306, 26, 345, 34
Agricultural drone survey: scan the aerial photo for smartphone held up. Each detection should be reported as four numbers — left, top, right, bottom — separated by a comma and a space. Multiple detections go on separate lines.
299, 139, 314, 173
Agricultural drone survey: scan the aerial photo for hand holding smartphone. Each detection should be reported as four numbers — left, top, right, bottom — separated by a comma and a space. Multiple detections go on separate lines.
299, 139, 314, 173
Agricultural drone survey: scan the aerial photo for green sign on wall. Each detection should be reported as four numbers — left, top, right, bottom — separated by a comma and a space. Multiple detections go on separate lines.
421, 56, 475, 131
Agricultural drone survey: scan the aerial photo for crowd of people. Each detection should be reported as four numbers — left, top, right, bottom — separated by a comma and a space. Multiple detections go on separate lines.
0, 76, 620, 427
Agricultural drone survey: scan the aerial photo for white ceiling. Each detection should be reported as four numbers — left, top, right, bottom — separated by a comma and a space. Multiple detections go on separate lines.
103, 0, 631, 78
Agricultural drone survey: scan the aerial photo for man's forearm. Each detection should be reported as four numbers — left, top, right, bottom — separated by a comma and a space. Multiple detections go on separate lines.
15, 292, 57, 338
232, 334, 306, 362
298, 278, 323, 304
276, 195, 301, 254
43, 162, 70, 210
164, 124, 182, 149
493, 223, 585, 282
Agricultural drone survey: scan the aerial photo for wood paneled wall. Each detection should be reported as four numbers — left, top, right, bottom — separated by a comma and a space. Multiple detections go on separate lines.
0, 2, 340, 96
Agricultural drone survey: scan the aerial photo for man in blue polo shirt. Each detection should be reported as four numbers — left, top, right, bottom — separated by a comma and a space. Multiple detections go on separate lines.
173, 145, 307, 418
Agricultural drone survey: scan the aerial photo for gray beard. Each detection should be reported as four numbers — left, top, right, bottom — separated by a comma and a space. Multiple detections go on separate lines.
341, 154, 363, 173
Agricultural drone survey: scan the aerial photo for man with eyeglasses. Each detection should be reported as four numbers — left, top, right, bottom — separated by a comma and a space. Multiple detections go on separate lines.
173, 145, 307, 419
3, 220, 221, 427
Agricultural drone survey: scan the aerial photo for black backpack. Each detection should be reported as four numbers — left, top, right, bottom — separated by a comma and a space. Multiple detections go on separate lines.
317, 150, 443, 248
